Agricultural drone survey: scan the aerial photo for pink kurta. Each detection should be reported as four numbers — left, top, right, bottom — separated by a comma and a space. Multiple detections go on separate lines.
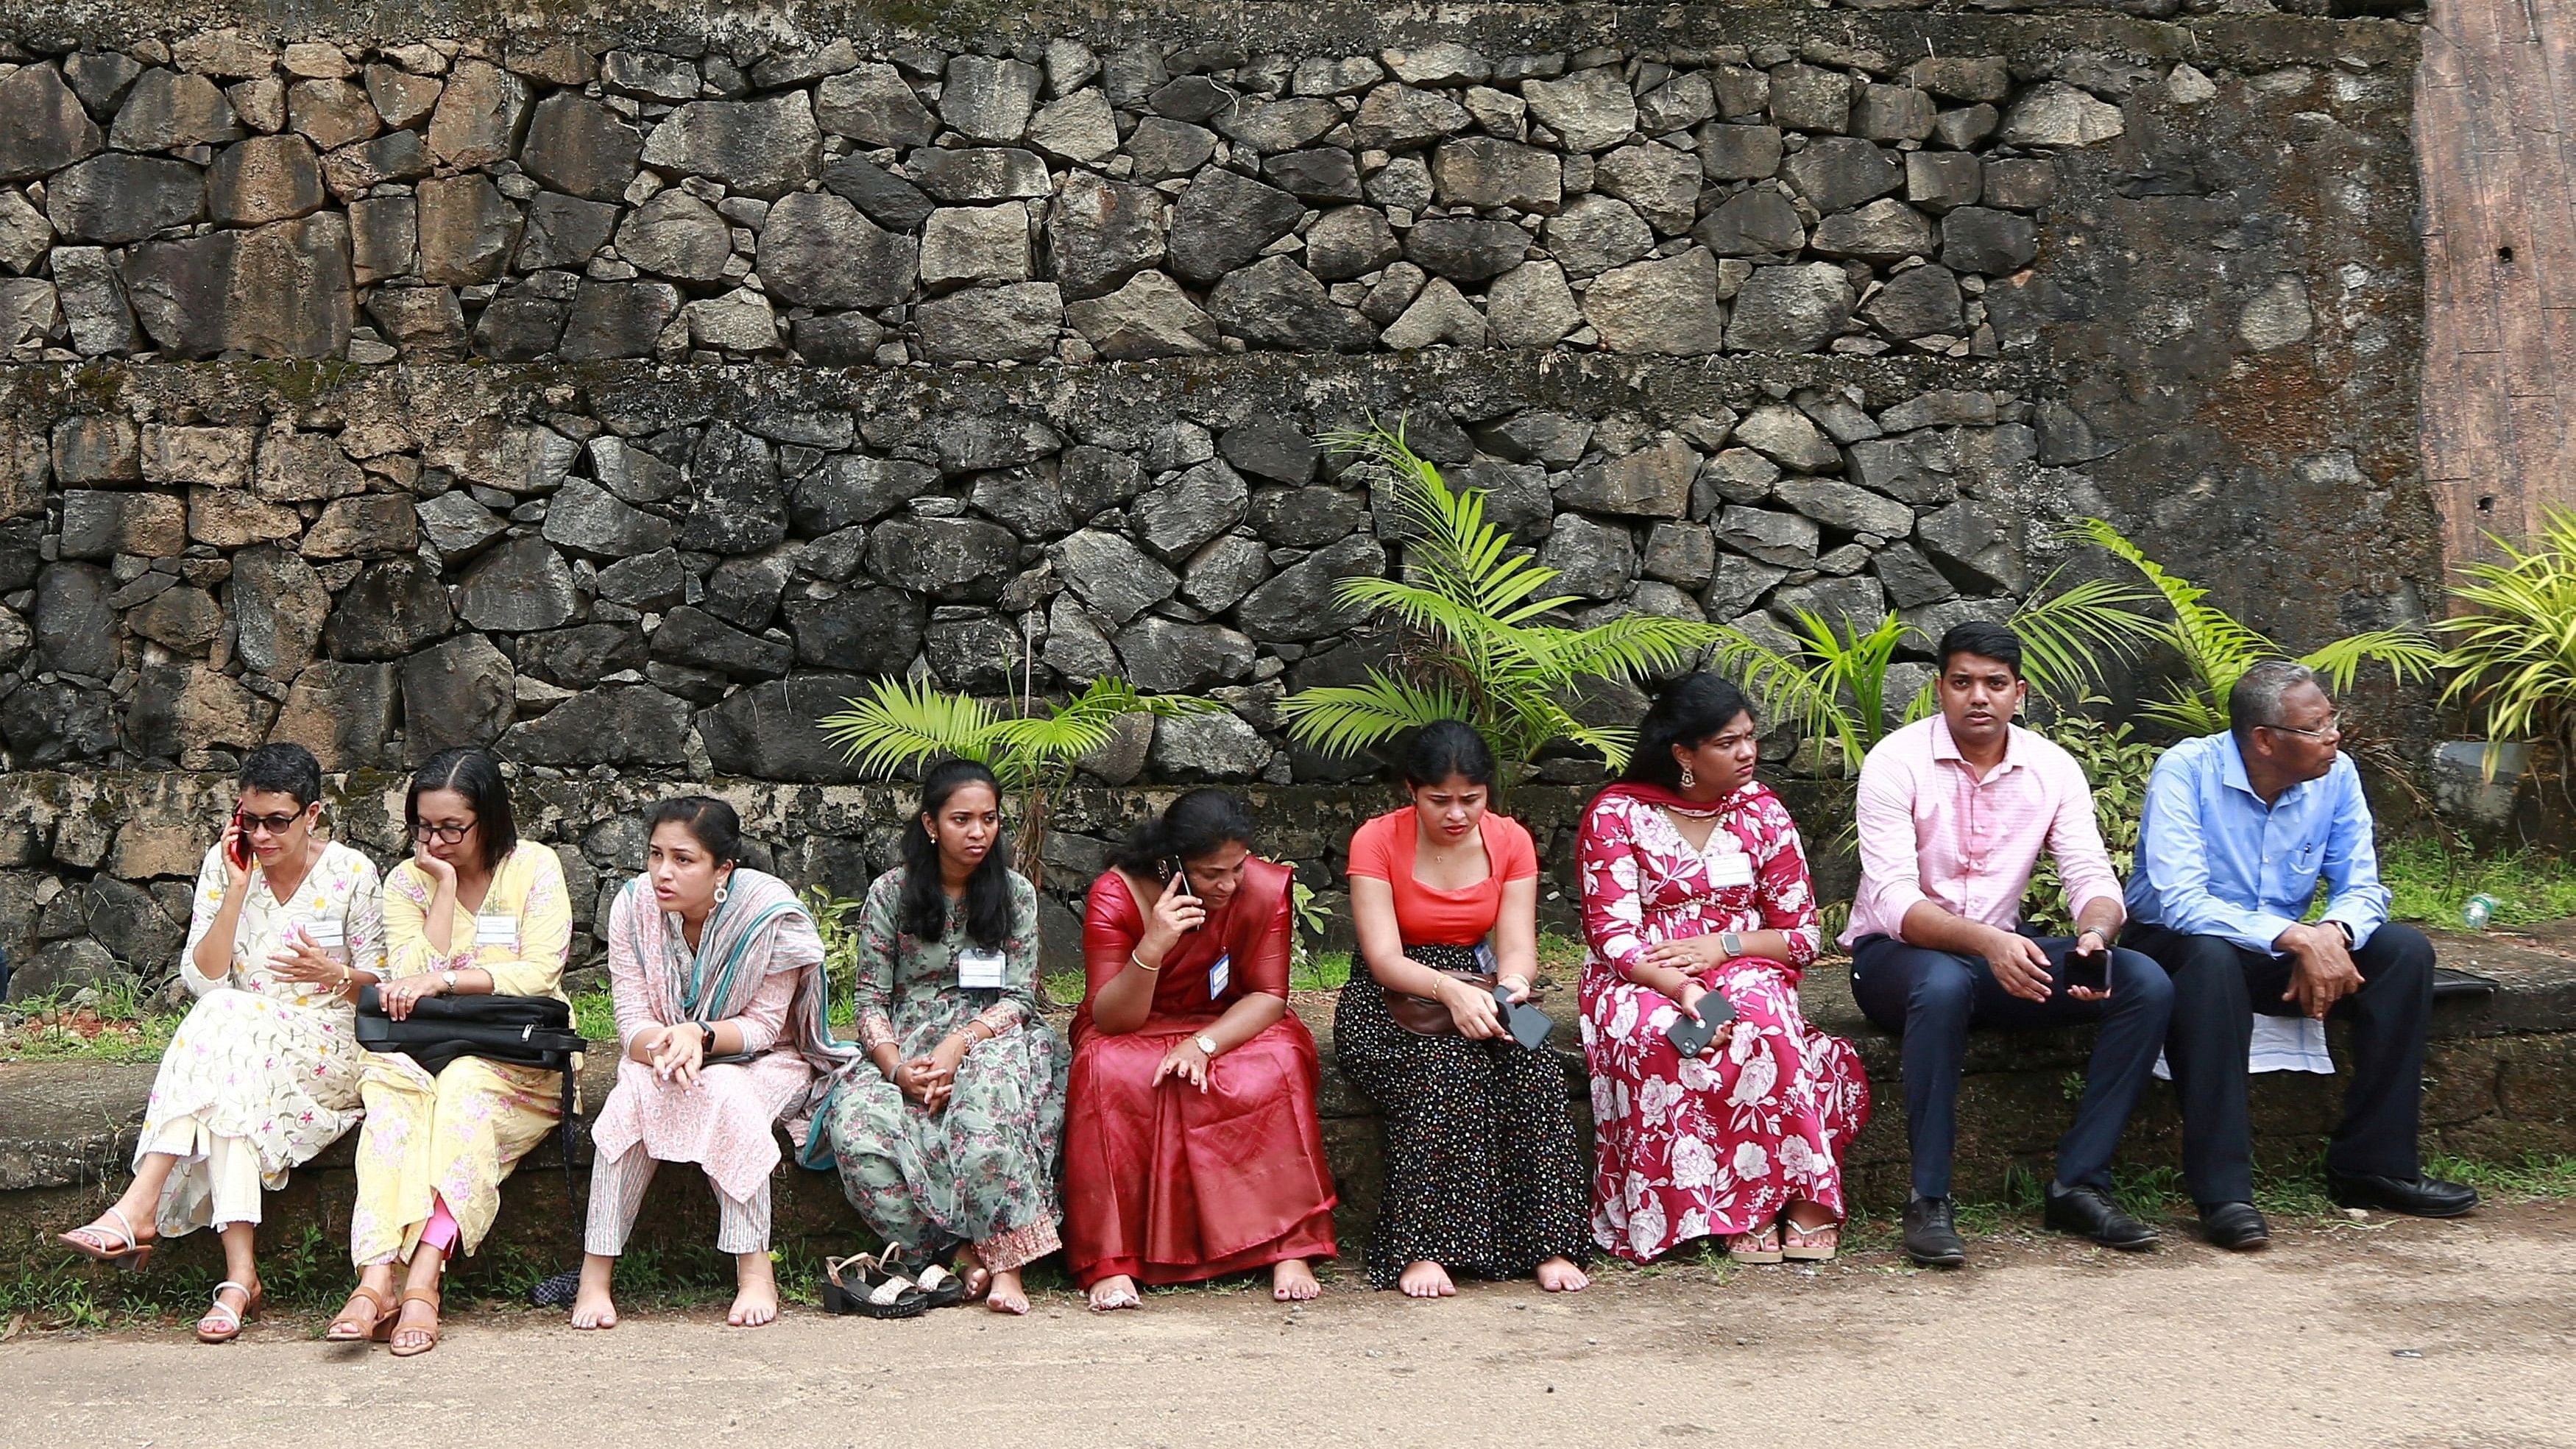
1576, 784, 1872, 1261
588, 886, 815, 1204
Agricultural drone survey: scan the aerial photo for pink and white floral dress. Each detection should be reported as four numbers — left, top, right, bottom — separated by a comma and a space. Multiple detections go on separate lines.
1576, 783, 1871, 1261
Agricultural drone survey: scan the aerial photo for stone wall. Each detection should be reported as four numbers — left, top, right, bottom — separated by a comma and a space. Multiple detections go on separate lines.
0, 3, 2439, 996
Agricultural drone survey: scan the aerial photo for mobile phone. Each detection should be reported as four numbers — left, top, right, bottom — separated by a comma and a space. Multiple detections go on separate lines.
227, 813, 254, 869
1493, 984, 1552, 1051
2064, 938, 2111, 993
1164, 860, 1195, 899
1664, 991, 1735, 1056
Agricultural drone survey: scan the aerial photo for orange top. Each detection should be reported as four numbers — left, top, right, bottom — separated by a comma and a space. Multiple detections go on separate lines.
1345, 808, 1539, 946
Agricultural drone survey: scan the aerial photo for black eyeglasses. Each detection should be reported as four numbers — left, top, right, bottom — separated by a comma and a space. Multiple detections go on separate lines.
411, 821, 478, 844
238, 812, 304, 836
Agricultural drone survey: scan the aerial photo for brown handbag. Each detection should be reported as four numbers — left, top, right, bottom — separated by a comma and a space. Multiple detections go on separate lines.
1382, 943, 1499, 1035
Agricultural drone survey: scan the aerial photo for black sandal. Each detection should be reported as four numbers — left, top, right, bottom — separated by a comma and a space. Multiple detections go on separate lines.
819, 1254, 929, 1319
884, 1247, 967, 1309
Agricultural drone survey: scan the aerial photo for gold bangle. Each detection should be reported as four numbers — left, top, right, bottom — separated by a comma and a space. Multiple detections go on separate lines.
1129, 952, 1161, 974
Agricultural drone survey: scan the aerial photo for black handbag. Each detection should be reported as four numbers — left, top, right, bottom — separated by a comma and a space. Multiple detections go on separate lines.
355, 986, 585, 1194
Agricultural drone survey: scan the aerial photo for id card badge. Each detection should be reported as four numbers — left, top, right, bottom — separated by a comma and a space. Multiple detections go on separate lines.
1708, 851, 1756, 889
1209, 953, 1231, 999
956, 947, 1007, 990
1473, 941, 1500, 977
305, 917, 348, 961
473, 913, 518, 952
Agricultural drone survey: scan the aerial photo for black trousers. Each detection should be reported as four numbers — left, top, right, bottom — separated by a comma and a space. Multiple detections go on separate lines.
1850, 934, 2174, 1200
2126, 921, 2435, 1205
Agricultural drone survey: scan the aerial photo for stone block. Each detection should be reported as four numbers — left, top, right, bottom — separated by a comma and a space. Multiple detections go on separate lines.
640, 94, 823, 199
1583, 249, 1727, 356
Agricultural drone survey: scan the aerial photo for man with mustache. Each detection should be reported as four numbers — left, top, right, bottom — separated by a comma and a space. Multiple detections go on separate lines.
1842, 621, 2176, 1268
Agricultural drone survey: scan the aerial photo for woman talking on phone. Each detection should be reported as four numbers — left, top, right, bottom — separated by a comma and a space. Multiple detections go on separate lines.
1576, 675, 1869, 1266
1062, 790, 1338, 1311
55, 745, 385, 1343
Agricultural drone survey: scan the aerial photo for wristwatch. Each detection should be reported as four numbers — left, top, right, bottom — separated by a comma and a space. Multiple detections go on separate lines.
1194, 1032, 1220, 1059
1719, 931, 1744, 958
439, 969, 459, 995
2329, 921, 2355, 948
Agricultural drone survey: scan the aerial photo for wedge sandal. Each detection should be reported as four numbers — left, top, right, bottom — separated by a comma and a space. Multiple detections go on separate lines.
819, 1254, 929, 1319
325, 1286, 393, 1343
883, 1247, 968, 1310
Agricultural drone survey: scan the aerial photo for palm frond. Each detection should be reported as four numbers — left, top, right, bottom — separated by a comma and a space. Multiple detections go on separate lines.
2067, 516, 2275, 694
1278, 672, 1477, 759
1526, 614, 1726, 684
2299, 629, 2442, 693
818, 677, 999, 777
2008, 571, 2162, 704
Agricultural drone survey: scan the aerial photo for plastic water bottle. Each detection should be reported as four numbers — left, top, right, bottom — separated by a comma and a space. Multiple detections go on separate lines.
2462, 893, 2500, 930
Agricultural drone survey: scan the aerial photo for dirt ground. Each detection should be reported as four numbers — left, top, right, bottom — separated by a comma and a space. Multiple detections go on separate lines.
5, 1202, 2572, 1449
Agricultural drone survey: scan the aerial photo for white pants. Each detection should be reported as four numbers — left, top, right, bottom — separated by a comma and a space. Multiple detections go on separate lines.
583, 1144, 771, 1256
140, 1116, 266, 1235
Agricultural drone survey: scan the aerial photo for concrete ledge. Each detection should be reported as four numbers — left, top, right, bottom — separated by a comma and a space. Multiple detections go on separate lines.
7, 929, 2572, 1280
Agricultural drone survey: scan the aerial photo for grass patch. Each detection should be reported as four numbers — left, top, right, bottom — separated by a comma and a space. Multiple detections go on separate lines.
2379, 836, 2576, 930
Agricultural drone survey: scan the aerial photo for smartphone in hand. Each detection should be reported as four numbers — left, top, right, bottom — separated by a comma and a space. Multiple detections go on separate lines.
1492, 984, 1552, 1051
2064, 938, 2112, 994
1664, 991, 1735, 1056
226, 814, 254, 870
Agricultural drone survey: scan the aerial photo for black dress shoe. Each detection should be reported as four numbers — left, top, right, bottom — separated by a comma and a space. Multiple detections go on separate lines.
2042, 1183, 2160, 1251
2328, 1172, 2480, 1218
2198, 1202, 2271, 1251
1903, 1195, 1967, 1268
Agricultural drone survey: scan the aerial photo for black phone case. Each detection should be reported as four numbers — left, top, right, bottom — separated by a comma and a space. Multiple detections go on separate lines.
1493, 985, 1552, 1050
2064, 946, 2110, 993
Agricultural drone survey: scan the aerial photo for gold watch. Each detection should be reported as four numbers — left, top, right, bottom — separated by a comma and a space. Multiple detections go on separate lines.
1194, 1032, 1220, 1059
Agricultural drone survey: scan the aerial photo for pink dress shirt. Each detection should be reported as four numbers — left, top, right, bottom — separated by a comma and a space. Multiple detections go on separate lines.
1838, 715, 2123, 949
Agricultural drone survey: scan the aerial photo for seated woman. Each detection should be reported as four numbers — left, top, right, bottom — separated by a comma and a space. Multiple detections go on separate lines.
55, 745, 385, 1344
1064, 790, 1339, 1311
1337, 722, 1591, 1298
815, 759, 1066, 1316
573, 796, 850, 1331
1577, 674, 1871, 1264
330, 746, 573, 1357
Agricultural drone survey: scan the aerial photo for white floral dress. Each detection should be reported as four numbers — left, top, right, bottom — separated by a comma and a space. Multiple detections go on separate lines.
138, 840, 386, 1236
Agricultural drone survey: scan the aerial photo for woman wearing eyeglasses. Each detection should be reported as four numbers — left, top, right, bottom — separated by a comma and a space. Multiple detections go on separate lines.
328, 747, 573, 1356
55, 745, 386, 1343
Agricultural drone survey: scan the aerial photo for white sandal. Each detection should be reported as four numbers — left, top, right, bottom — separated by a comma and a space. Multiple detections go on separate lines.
57, 1205, 154, 1272
196, 1280, 262, 1344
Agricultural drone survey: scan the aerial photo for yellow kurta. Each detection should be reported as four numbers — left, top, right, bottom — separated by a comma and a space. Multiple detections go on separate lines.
349, 841, 573, 1266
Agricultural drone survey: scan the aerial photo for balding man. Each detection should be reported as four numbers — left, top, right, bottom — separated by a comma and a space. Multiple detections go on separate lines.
2125, 661, 2475, 1251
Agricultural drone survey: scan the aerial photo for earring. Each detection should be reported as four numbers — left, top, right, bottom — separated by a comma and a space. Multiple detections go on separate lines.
1680, 765, 1696, 791
712, 879, 729, 905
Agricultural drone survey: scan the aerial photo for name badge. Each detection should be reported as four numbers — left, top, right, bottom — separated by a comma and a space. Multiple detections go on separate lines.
956, 947, 1006, 990
305, 918, 346, 950
474, 913, 518, 951
1708, 851, 1756, 889
1473, 941, 1499, 977
1209, 953, 1231, 999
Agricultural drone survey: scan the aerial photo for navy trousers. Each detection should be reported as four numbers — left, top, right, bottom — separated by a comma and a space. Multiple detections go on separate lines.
1850, 933, 2175, 1200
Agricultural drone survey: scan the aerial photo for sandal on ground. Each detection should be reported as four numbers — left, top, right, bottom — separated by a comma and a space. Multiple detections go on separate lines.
325, 1286, 394, 1343
388, 1287, 442, 1358
1726, 1224, 1784, 1265
1781, 1217, 1840, 1262
196, 1280, 263, 1345
883, 1247, 967, 1309
818, 1254, 928, 1320
57, 1206, 154, 1273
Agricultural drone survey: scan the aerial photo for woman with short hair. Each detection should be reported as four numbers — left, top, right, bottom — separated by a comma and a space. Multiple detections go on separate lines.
573, 796, 852, 1331
814, 759, 1066, 1316
330, 747, 573, 1356
1337, 721, 1592, 1298
1064, 789, 1338, 1311
55, 744, 385, 1343
1577, 674, 1870, 1264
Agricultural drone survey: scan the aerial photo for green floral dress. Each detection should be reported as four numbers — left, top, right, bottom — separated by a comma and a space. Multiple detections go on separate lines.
819, 868, 1067, 1271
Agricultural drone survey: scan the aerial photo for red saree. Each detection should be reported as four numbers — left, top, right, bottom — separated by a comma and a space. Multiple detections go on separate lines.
1063, 857, 1338, 1286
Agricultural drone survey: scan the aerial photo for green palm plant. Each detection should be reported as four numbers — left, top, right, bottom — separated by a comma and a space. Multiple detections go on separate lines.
1278, 425, 1723, 780
817, 675, 1214, 890
2071, 517, 2441, 734
2438, 507, 2576, 779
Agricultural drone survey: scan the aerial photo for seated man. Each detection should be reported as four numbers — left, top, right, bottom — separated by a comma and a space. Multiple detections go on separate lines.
1845, 621, 2175, 1268
2125, 660, 2474, 1250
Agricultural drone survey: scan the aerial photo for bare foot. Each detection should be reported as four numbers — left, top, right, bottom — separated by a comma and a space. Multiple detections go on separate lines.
1271, 1259, 1320, 1302
570, 1254, 618, 1331
1398, 1260, 1455, 1300
727, 1252, 779, 1328
954, 1244, 992, 1302
1086, 1274, 1142, 1312
1535, 1255, 1590, 1292
986, 1267, 1030, 1316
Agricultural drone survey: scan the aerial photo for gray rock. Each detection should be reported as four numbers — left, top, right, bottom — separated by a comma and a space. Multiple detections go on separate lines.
500, 686, 692, 766
1168, 170, 1304, 284
60, 489, 183, 560
1984, 158, 2056, 211
1871, 540, 1956, 608
1847, 432, 1960, 506
1049, 171, 1166, 300
472, 272, 577, 359
0, 680, 116, 769
82, 876, 186, 970
0, 190, 51, 273
1726, 261, 1855, 352
921, 204, 1031, 287
1351, 84, 1472, 150
1735, 403, 1843, 470
0, 65, 103, 180
786, 587, 926, 672
542, 478, 678, 556
1052, 529, 1178, 626
916, 282, 1064, 364
1263, 146, 1365, 204
1781, 137, 1903, 214
966, 464, 1072, 537
640, 94, 823, 199
187, 487, 302, 549
592, 436, 689, 506
1941, 206, 2038, 275
1774, 475, 1914, 537
758, 190, 919, 308
681, 423, 790, 555
651, 604, 793, 680
415, 174, 521, 286
597, 548, 687, 611
320, 128, 431, 199
1027, 90, 1121, 166
1131, 460, 1250, 561
425, 60, 527, 169
1860, 263, 1964, 338
793, 311, 887, 364
1522, 67, 1638, 152
1906, 152, 1984, 213
1178, 534, 1273, 612
1697, 123, 1783, 181
1811, 198, 1935, 263
1150, 76, 1237, 123
1998, 82, 2126, 148
1915, 500, 2023, 589
1234, 533, 1382, 642
456, 536, 578, 631
52, 247, 136, 355
52, 416, 139, 483
1582, 249, 1727, 355
815, 63, 938, 147
416, 490, 509, 558
616, 188, 732, 283
1794, 389, 1882, 446
1642, 520, 1718, 588
124, 215, 353, 358
1248, 484, 1369, 546
1359, 262, 1427, 325
1538, 514, 1635, 600
1770, 574, 1887, 634
1882, 390, 2000, 433
323, 559, 453, 659
300, 495, 418, 560
1364, 154, 1437, 211
1855, 85, 1938, 143
1207, 256, 1377, 352
520, 93, 642, 202
1594, 143, 1702, 233
1933, 104, 2001, 151
1909, 56, 2014, 104
1129, 117, 1218, 181
1305, 206, 1401, 282
0, 276, 58, 348
108, 68, 241, 152
1546, 194, 1655, 278
1713, 506, 1820, 567
698, 675, 874, 784
1431, 137, 1562, 210
1692, 188, 1804, 257
821, 153, 935, 230
1117, 615, 1256, 692
1148, 709, 1267, 782
1451, 460, 1556, 542
47, 155, 205, 244
63, 52, 145, 114
287, 78, 381, 152
942, 55, 1044, 144
269, 660, 398, 770
1218, 97, 1342, 155
364, 63, 442, 129
1062, 446, 1147, 520
34, 561, 117, 676
559, 280, 682, 360
1219, 419, 1319, 486
1405, 216, 1530, 283
1487, 259, 1582, 347
6, 938, 120, 999
206, 135, 324, 227
905, 147, 1052, 203
347, 194, 415, 283
1556, 436, 1696, 517
1381, 277, 1486, 349
1704, 553, 1791, 617
865, 515, 1021, 601
1064, 270, 1218, 360
1640, 71, 1720, 135
929, 414, 1065, 474
602, 51, 694, 100
2239, 277, 2313, 351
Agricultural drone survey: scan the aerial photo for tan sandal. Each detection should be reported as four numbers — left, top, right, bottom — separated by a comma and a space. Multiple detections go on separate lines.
196, 1280, 262, 1344
1725, 1223, 1783, 1264
1781, 1217, 1840, 1262
325, 1286, 393, 1343
388, 1287, 441, 1358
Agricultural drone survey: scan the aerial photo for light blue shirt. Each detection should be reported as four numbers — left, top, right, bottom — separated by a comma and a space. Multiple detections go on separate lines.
2126, 731, 2390, 954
